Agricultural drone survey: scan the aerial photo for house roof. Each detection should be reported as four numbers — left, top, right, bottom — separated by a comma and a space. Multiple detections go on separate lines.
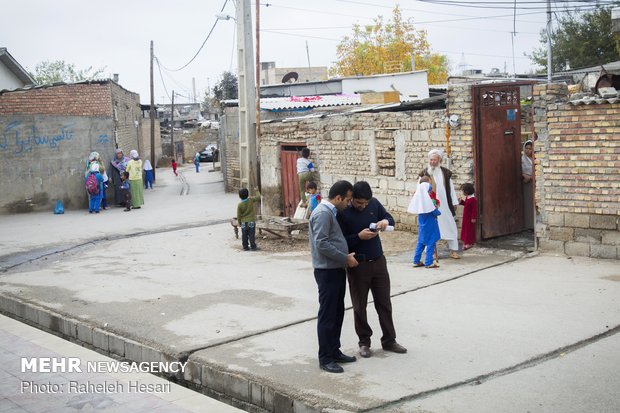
260, 95, 361, 111
559, 61, 620, 75
0, 48, 36, 86
0, 78, 139, 97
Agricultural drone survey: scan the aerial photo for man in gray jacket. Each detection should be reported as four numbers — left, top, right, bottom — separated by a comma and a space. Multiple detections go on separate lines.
309, 180, 359, 373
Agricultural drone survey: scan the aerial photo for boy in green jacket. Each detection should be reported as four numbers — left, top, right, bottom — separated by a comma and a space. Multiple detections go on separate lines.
237, 188, 261, 250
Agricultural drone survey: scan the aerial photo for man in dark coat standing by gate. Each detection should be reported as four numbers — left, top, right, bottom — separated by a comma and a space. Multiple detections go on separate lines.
337, 181, 407, 358
309, 180, 359, 373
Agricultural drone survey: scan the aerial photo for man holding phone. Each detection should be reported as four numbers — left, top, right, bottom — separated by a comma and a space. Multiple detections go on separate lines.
337, 181, 407, 358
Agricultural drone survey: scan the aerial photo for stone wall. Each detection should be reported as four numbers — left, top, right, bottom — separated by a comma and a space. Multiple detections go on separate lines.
533, 83, 620, 259
221, 107, 240, 193
259, 110, 465, 228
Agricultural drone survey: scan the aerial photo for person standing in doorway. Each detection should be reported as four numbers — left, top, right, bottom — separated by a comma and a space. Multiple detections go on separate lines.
337, 181, 407, 358
419, 149, 460, 259
297, 148, 316, 207
521, 140, 534, 230
309, 180, 358, 373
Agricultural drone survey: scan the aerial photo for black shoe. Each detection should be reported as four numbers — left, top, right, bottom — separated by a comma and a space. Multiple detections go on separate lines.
243, 247, 250, 251
319, 362, 344, 373
333, 353, 357, 363
382, 342, 407, 354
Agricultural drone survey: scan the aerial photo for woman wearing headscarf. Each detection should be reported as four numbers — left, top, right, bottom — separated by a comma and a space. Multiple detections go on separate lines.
125, 150, 144, 209
110, 149, 130, 206
85, 163, 104, 213
521, 140, 534, 229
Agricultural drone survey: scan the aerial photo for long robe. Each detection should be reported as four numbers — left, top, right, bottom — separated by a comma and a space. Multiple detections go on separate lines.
423, 167, 459, 250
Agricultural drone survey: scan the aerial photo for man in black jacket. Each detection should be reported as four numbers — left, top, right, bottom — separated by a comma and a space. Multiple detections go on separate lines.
337, 181, 407, 358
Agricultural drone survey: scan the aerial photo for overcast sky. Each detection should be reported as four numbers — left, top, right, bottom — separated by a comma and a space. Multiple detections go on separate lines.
1, 0, 595, 105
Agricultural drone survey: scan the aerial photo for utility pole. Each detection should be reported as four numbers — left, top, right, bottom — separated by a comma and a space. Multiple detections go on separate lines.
546, 0, 552, 82
171, 90, 176, 161
150, 41, 156, 180
192, 77, 197, 103
237, 0, 257, 192
255, 0, 261, 190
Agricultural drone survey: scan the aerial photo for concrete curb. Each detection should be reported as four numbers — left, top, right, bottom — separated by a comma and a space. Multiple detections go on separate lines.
0, 292, 333, 413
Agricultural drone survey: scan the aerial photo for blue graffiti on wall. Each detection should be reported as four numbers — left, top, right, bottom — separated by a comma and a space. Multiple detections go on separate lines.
0, 121, 74, 155
97, 134, 110, 145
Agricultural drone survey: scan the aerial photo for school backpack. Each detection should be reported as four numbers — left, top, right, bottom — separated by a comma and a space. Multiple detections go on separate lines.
85, 173, 99, 195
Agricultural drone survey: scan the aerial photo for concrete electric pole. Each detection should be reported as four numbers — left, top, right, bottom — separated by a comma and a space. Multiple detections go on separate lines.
236, 0, 258, 192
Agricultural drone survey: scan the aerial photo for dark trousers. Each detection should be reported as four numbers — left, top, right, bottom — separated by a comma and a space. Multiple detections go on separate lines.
346, 255, 396, 348
314, 267, 346, 365
241, 222, 256, 250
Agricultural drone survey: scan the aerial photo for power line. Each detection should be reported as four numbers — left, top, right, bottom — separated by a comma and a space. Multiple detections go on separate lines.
154, 57, 171, 101
158, 0, 230, 72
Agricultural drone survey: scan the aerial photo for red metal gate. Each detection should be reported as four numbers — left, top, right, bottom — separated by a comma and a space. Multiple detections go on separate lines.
473, 84, 524, 239
280, 146, 303, 217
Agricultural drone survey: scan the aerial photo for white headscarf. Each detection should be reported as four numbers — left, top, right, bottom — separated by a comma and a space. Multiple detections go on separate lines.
521, 140, 533, 176
408, 182, 436, 214
428, 149, 444, 160
143, 159, 153, 170
129, 150, 139, 160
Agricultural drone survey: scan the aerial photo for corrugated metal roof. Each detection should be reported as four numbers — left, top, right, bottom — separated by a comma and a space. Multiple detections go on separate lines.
260, 94, 361, 111
569, 96, 620, 105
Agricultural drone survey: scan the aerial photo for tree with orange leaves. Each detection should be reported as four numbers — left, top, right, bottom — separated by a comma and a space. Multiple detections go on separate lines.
331, 6, 448, 85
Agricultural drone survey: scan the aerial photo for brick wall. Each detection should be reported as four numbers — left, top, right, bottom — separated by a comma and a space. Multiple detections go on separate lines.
534, 83, 620, 259
0, 83, 112, 116
109, 83, 141, 154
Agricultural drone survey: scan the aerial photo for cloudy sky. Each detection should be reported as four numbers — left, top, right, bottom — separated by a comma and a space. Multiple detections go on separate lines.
1, 0, 603, 105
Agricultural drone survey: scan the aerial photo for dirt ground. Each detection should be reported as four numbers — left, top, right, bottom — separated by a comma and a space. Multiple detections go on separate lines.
248, 229, 417, 256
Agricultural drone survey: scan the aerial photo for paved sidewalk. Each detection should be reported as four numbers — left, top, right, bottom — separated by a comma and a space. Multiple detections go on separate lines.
0, 314, 242, 413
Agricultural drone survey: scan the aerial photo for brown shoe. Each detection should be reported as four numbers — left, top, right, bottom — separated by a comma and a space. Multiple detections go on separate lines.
359, 345, 371, 358
450, 251, 460, 259
383, 342, 407, 354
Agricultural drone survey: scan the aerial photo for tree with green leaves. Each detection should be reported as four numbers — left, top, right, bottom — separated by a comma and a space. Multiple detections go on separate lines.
31, 60, 106, 84
530, 6, 620, 73
206, 71, 238, 109
331, 6, 449, 84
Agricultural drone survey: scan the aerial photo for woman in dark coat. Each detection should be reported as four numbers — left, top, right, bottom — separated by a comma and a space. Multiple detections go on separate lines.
110, 149, 129, 206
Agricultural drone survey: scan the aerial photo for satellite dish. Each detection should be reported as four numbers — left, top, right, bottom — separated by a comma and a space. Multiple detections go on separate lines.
281, 72, 299, 83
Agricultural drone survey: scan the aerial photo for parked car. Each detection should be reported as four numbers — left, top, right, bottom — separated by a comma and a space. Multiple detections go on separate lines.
198, 149, 213, 162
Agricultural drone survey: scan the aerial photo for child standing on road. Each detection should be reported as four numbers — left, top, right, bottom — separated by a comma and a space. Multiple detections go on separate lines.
120, 171, 132, 211
171, 159, 178, 176
86, 163, 104, 214
408, 182, 441, 268
237, 188, 261, 251
144, 159, 154, 189
459, 183, 477, 250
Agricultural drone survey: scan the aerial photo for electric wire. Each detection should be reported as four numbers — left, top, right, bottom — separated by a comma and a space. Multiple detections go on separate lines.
158, 0, 230, 72
154, 57, 171, 101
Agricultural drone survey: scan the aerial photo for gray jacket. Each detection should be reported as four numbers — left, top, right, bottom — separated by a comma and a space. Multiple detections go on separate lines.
309, 202, 348, 269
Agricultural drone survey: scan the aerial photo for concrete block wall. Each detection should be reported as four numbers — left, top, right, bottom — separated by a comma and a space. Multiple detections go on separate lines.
534, 83, 620, 259
0, 81, 136, 212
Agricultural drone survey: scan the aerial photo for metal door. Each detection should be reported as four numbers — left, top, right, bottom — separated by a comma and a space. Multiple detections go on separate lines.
473, 84, 524, 239
280, 148, 301, 217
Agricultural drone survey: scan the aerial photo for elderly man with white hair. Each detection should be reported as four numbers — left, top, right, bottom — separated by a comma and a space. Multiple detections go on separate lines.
418, 149, 460, 259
